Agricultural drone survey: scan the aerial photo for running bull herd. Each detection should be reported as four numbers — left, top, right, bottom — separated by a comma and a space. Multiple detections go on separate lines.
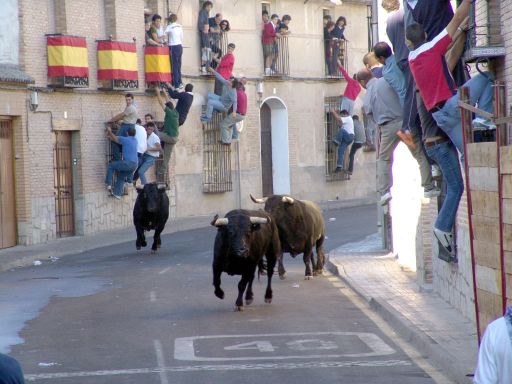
132, 183, 325, 311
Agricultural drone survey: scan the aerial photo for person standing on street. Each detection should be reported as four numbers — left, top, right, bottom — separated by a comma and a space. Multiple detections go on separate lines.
473, 306, 512, 383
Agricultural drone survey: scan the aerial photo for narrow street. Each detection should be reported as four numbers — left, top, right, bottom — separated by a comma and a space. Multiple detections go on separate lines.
1, 205, 441, 383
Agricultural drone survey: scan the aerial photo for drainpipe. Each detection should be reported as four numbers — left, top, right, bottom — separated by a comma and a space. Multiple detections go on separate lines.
371, 0, 379, 46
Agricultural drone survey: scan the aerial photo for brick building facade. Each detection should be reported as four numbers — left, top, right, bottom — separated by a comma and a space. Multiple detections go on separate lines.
0, 0, 375, 248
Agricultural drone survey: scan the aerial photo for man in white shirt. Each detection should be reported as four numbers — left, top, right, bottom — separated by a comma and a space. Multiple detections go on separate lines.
331, 109, 354, 173
129, 119, 148, 184
474, 307, 512, 383
133, 122, 162, 186
165, 13, 184, 89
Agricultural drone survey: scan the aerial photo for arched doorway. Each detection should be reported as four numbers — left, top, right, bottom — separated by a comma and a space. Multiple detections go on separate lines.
259, 97, 290, 196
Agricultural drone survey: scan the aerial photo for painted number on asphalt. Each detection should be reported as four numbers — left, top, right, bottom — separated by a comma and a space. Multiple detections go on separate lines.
174, 332, 395, 361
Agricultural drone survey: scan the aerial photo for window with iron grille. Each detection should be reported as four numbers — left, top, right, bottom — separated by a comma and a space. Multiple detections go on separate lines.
202, 112, 233, 193
324, 96, 349, 181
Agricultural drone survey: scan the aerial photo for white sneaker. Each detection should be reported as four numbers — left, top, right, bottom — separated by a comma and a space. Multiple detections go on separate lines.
265, 68, 271, 76
200, 66, 207, 75
379, 192, 392, 206
433, 227, 453, 254
424, 186, 441, 198
431, 164, 441, 178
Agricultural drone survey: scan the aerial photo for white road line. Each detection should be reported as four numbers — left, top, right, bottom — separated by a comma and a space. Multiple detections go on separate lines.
24, 360, 412, 381
153, 339, 169, 384
158, 267, 172, 274
150, 291, 157, 302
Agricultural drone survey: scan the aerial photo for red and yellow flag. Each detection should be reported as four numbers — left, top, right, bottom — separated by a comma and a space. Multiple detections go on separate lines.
97, 41, 138, 80
47, 35, 88, 77
144, 46, 171, 82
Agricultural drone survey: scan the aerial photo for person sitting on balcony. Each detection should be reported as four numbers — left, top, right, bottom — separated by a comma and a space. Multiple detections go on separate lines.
200, 67, 238, 123
347, 115, 366, 175
164, 83, 194, 126
209, 13, 223, 67
105, 125, 138, 200
336, 59, 361, 116
219, 78, 247, 145
362, 51, 383, 79
133, 121, 162, 186
154, 85, 180, 184
331, 109, 354, 174
262, 14, 281, 76
165, 13, 184, 89
147, 14, 166, 46
277, 14, 291, 35
406, 0, 494, 158
107, 93, 138, 161
212, 43, 235, 96
357, 68, 439, 206
198, 1, 213, 74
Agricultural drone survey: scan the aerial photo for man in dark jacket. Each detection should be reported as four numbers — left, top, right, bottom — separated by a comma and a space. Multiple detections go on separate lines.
165, 83, 194, 126
0, 353, 25, 384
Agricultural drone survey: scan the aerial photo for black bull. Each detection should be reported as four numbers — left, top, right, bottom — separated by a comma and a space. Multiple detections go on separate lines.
211, 209, 281, 310
250, 194, 325, 279
133, 183, 170, 252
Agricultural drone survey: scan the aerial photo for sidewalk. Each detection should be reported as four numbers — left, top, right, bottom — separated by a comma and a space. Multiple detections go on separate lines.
0, 215, 211, 273
328, 236, 478, 384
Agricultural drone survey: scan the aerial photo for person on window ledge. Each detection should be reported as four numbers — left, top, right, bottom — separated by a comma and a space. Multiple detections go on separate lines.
212, 43, 235, 96
219, 78, 246, 145
407, 0, 494, 159
200, 67, 238, 123
336, 59, 361, 116
208, 13, 223, 68
105, 125, 138, 200
164, 83, 194, 127
357, 68, 439, 206
331, 109, 354, 174
107, 93, 137, 161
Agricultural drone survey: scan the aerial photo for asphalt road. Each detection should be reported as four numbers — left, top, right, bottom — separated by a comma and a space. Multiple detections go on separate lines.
1, 205, 439, 383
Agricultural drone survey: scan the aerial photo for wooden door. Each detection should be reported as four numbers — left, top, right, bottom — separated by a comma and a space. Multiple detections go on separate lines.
54, 131, 74, 237
0, 120, 16, 248
260, 103, 273, 196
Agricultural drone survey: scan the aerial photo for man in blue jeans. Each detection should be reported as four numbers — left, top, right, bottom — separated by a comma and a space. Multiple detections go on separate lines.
407, 0, 493, 158
105, 125, 138, 199
331, 109, 354, 173
200, 67, 237, 122
416, 91, 463, 260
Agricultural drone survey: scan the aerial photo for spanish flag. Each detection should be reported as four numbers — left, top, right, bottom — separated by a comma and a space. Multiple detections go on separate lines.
47, 35, 88, 77
144, 46, 172, 83
97, 41, 138, 80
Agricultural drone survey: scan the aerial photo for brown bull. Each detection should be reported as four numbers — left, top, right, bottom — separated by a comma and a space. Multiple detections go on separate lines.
250, 194, 325, 279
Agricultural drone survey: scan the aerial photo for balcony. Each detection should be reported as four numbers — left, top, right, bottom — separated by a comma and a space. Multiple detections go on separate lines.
263, 36, 290, 77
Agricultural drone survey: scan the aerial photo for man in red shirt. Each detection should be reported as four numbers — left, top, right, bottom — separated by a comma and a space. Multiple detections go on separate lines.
407, 0, 494, 157
212, 43, 235, 95
219, 78, 247, 145
337, 60, 361, 116
262, 14, 281, 75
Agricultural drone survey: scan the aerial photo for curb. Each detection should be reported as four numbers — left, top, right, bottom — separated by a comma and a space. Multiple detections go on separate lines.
327, 257, 473, 384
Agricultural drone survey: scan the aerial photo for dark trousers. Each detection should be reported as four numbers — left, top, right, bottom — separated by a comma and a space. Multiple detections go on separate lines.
348, 142, 363, 173
170, 44, 183, 88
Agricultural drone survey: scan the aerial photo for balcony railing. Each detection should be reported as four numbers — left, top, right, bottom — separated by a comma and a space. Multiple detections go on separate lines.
325, 39, 348, 78
200, 32, 229, 76
263, 36, 290, 77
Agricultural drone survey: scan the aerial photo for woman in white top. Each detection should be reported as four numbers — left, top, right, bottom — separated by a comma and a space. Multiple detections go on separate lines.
165, 14, 184, 89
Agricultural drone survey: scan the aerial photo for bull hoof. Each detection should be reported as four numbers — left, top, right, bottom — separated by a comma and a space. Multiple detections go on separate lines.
151, 249, 158, 254
279, 273, 287, 280
245, 298, 253, 305
264, 298, 272, 304
234, 306, 244, 312
313, 269, 324, 276
141, 241, 147, 247
136, 245, 141, 250
214, 289, 224, 300
304, 275, 313, 280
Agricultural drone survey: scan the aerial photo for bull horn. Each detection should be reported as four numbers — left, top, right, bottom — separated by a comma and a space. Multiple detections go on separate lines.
250, 217, 268, 224
135, 184, 143, 190
214, 218, 229, 226
157, 183, 166, 190
250, 194, 267, 204
282, 196, 295, 204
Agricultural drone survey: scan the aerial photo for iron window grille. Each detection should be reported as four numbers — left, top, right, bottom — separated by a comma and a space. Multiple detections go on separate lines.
324, 96, 349, 182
